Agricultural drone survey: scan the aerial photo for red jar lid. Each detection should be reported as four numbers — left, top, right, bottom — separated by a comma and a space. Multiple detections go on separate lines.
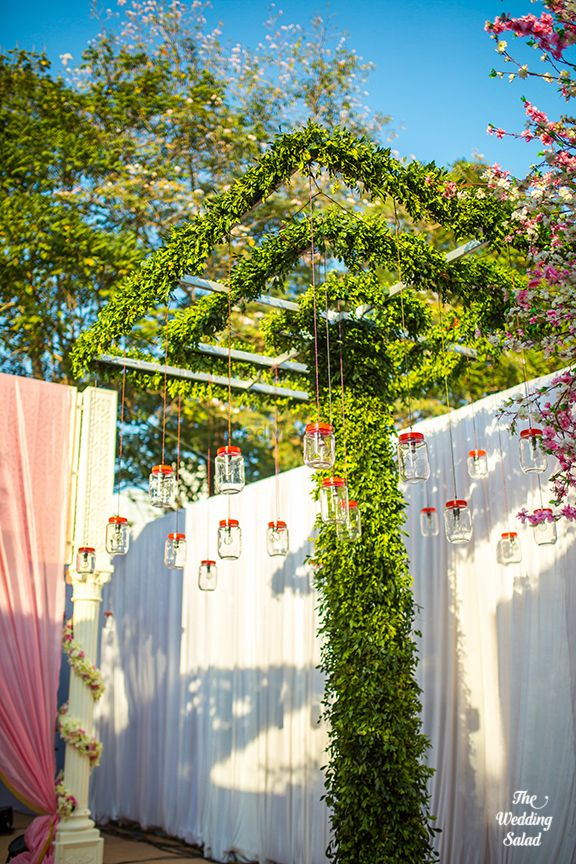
501, 531, 518, 539
108, 515, 127, 524
445, 499, 468, 509
305, 422, 334, 435
151, 464, 174, 474
421, 506, 437, 513
322, 477, 346, 487
468, 449, 486, 457
219, 518, 239, 527
519, 427, 542, 438
268, 520, 287, 528
399, 432, 424, 442
168, 533, 186, 540
217, 445, 242, 456
534, 508, 553, 514
348, 501, 358, 508
78, 546, 95, 553
201, 559, 216, 566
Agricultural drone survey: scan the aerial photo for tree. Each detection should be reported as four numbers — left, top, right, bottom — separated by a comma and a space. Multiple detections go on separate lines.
0, 1, 392, 493
485, 0, 576, 520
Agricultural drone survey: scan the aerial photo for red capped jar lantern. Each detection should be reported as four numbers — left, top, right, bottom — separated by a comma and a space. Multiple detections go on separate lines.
218, 518, 242, 559
497, 531, 522, 564
149, 464, 177, 508
198, 560, 217, 591
519, 428, 547, 474
397, 431, 430, 484
420, 506, 439, 537
467, 449, 488, 479
76, 546, 96, 574
267, 520, 289, 557
215, 446, 245, 494
105, 515, 130, 556
303, 422, 335, 470
164, 532, 187, 569
345, 500, 362, 541
444, 499, 473, 544
320, 477, 348, 524
532, 509, 557, 545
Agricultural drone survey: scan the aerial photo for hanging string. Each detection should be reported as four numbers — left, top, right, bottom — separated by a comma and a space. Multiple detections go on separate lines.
227, 236, 233, 446
116, 348, 127, 516
393, 200, 413, 429
174, 392, 182, 533
497, 425, 512, 528
437, 292, 459, 501
273, 366, 281, 524
337, 300, 349, 485
309, 171, 321, 419
322, 247, 334, 425
206, 443, 211, 555
161, 305, 170, 466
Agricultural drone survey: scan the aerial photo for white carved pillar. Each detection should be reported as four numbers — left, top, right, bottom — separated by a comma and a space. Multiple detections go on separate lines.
54, 387, 117, 864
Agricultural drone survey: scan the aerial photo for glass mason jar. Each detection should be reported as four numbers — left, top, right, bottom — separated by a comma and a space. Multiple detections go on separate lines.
420, 506, 439, 537
398, 432, 430, 484
519, 428, 547, 473
267, 520, 289, 557
105, 515, 130, 556
303, 422, 336, 470
320, 477, 348, 524
198, 559, 218, 591
149, 464, 177, 508
346, 500, 362, 541
532, 509, 557, 545
164, 533, 187, 569
444, 499, 473, 544
218, 518, 242, 559
497, 531, 522, 564
76, 546, 96, 574
215, 446, 245, 494
467, 448, 488, 479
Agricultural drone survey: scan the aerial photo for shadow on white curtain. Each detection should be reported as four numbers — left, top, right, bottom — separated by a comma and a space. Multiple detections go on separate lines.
92, 373, 576, 864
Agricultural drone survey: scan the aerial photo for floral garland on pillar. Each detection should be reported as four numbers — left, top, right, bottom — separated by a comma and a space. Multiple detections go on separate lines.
57, 621, 105, 812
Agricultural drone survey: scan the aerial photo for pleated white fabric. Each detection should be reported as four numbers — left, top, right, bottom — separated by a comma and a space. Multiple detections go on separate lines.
92, 373, 576, 864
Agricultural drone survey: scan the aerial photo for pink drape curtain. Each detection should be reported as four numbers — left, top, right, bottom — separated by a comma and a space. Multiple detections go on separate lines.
0, 373, 75, 863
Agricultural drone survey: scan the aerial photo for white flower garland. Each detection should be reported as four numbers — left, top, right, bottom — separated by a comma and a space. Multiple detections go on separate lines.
58, 703, 103, 768
55, 773, 77, 818
62, 621, 104, 701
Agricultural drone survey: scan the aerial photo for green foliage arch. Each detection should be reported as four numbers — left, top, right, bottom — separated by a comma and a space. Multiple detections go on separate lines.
73, 123, 515, 864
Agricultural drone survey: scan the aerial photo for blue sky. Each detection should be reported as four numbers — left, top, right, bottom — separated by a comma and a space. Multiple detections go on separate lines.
0, 0, 563, 177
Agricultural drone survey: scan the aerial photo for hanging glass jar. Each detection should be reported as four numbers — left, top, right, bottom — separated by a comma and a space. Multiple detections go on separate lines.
532, 509, 557, 545
519, 428, 547, 473
164, 532, 187, 569
345, 500, 362, 541
76, 546, 96, 574
303, 422, 336, 470
497, 531, 522, 564
149, 464, 177, 508
397, 432, 430, 484
267, 520, 289, 557
218, 518, 242, 559
467, 448, 488, 478
198, 559, 218, 591
215, 446, 245, 494
320, 477, 348, 524
444, 499, 473, 544
420, 506, 439, 537
105, 515, 130, 556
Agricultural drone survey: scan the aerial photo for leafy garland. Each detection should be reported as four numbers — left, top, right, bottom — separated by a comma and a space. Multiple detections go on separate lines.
70, 123, 517, 862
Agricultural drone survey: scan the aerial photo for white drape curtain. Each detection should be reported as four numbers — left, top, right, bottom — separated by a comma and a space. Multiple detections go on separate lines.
92, 373, 576, 864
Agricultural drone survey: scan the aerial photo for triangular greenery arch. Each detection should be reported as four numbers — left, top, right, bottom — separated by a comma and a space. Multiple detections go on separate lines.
73, 123, 516, 864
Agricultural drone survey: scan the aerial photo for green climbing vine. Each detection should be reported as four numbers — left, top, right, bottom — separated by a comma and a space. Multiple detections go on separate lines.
71, 122, 519, 863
